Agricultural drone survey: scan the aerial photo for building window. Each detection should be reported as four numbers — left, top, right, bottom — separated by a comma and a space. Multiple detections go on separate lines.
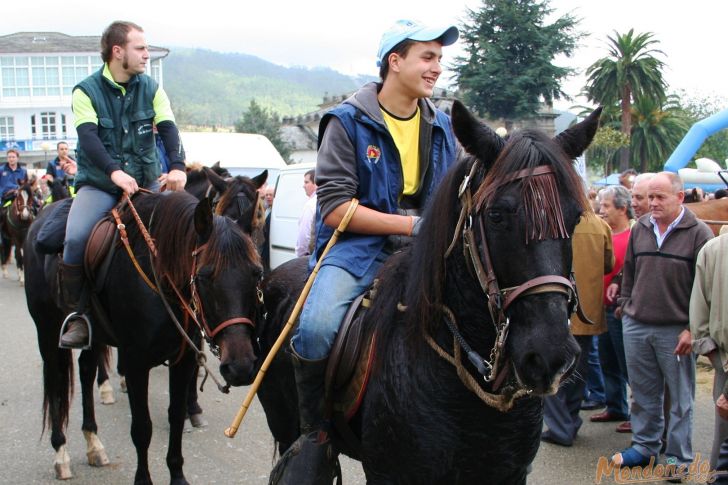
0, 117, 14, 141
31, 112, 58, 140
1, 55, 101, 98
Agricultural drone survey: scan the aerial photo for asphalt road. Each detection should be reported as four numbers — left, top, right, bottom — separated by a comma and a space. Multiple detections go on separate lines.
0, 265, 717, 485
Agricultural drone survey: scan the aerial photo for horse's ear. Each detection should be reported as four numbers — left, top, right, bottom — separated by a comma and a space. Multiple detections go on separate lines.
451, 100, 505, 169
202, 166, 228, 194
554, 107, 602, 159
251, 170, 268, 189
194, 197, 214, 243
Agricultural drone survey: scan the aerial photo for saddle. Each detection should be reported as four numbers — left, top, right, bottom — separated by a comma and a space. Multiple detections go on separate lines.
323, 286, 378, 459
36, 198, 119, 283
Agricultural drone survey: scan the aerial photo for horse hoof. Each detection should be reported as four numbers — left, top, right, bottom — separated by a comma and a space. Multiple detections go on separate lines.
54, 461, 72, 480
54, 445, 72, 480
83, 431, 110, 467
119, 376, 127, 393
87, 448, 110, 467
99, 380, 116, 404
189, 413, 208, 428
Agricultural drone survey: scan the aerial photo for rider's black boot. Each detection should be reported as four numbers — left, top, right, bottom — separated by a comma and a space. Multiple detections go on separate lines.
58, 261, 90, 349
268, 344, 340, 485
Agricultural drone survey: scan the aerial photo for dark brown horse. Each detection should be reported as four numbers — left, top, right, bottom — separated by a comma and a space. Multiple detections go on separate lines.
258, 101, 601, 484
25, 191, 264, 484
1, 181, 38, 284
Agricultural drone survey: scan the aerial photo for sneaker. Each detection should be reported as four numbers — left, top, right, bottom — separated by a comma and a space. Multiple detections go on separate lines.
611, 447, 653, 467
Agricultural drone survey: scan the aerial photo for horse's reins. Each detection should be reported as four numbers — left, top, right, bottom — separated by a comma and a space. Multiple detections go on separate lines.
429, 160, 587, 411
112, 192, 258, 393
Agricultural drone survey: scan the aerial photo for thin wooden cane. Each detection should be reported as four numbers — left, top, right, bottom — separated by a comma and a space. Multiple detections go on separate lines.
224, 198, 359, 438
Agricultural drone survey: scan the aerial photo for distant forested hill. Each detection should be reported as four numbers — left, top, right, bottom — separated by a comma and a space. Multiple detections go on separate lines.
162, 48, 374, 127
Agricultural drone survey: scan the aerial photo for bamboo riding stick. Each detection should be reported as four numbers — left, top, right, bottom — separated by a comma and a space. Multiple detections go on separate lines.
225, 198, 359, 438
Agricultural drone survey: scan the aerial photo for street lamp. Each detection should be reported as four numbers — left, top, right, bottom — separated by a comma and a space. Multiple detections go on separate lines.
40, 141, 50, 169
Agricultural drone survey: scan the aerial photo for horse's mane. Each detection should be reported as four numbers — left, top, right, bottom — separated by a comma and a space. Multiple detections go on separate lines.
122, 192, 258, 290
368, 159, 472, 357
185, 168, 208, 188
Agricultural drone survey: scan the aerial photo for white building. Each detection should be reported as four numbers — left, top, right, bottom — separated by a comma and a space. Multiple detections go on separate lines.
0, 31, 168, 167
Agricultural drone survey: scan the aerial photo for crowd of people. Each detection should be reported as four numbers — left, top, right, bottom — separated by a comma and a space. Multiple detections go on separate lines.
542, 168, 728, 483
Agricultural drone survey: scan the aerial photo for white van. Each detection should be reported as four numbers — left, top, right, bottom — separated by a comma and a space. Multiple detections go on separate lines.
268, 162, 316, 270
179, 132, 287, 182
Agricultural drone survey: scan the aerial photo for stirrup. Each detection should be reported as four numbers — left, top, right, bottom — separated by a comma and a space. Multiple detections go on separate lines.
59, 312, 93, 350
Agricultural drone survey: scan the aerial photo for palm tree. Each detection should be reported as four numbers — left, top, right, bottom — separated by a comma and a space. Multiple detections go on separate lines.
630, 95, 690, 172
584, 29, 667, 171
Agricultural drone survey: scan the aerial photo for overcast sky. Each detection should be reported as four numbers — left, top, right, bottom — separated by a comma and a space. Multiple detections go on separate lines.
5, 0, 727, 111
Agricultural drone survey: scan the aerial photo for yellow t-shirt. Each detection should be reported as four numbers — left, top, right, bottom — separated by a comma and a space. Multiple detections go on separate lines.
381, 106, 420, 196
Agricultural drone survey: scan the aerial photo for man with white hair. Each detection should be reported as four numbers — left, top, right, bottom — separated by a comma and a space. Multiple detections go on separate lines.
630, 172, 656, 219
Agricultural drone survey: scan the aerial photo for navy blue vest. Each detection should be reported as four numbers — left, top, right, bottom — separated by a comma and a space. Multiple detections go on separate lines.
312, 103, 457, 277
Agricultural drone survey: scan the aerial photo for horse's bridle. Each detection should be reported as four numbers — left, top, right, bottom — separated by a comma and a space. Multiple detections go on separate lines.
188, 243, 262, 349
442, 160, 584, 391
113, 193, 263, 392
10, 188, 36, 224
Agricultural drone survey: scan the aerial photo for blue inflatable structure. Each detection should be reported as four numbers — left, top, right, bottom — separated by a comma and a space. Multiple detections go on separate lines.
663, 108, 728, 191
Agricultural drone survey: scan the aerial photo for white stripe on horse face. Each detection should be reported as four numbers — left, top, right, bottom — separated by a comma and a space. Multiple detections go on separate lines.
19, 190, 30, 220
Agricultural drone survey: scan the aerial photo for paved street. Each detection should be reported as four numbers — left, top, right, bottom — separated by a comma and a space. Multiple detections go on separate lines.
0, 265, 717, 484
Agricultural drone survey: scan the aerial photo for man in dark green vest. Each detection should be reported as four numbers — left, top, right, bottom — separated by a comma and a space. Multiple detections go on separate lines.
59, 20, 187, 349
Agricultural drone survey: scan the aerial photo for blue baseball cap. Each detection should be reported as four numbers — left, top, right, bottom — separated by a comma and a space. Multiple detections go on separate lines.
376, 19, 459, 67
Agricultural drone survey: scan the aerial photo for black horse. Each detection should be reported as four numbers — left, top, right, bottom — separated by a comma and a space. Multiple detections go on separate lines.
24, 191, 263, 484
257, 100, 601, 484
1, 180, 38, 284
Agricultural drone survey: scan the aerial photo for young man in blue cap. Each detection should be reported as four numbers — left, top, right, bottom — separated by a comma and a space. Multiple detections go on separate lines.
274, 18, 460, 481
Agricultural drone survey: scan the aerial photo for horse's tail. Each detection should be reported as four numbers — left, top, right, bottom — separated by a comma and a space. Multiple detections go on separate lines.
41, 348, 74, 437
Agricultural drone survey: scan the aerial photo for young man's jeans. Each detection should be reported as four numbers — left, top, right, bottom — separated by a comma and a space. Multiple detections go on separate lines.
63, 185, 119, 265
292, 252, 386, 360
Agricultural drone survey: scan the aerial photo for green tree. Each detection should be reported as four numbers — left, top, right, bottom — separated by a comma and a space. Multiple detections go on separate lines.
586, 125, 630, 177
584, 29, 667, 171
629, 95, 690, 172
453, 0, 580, 127
234, 100, 293, 162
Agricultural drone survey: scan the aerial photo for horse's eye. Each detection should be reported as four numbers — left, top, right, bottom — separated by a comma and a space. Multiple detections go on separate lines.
488, 210, 504, 224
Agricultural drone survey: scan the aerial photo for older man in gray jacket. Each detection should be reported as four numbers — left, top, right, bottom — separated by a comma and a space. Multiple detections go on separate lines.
612, 172, 713, 474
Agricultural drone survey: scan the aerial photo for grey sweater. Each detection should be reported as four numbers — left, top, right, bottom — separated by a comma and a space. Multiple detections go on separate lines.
619, 207, 713, 326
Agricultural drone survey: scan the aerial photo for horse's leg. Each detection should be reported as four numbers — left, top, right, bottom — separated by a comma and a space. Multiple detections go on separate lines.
125, 363, 153, 485
96, 346, 116, 405
1, 233, 10, 278
15, 237, 24, 285
78, 348, 110, 467
186, 365, 206, 428
167, 353, 195, 485
45, 347, 74, 480
117, 350, 128, 393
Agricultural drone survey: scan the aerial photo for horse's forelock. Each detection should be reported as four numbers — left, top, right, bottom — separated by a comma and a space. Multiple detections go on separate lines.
197, 216, 261, 279
474, 130, 589, 216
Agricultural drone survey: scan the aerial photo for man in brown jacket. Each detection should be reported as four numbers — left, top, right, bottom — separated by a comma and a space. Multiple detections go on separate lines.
541, 211, 614, 446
